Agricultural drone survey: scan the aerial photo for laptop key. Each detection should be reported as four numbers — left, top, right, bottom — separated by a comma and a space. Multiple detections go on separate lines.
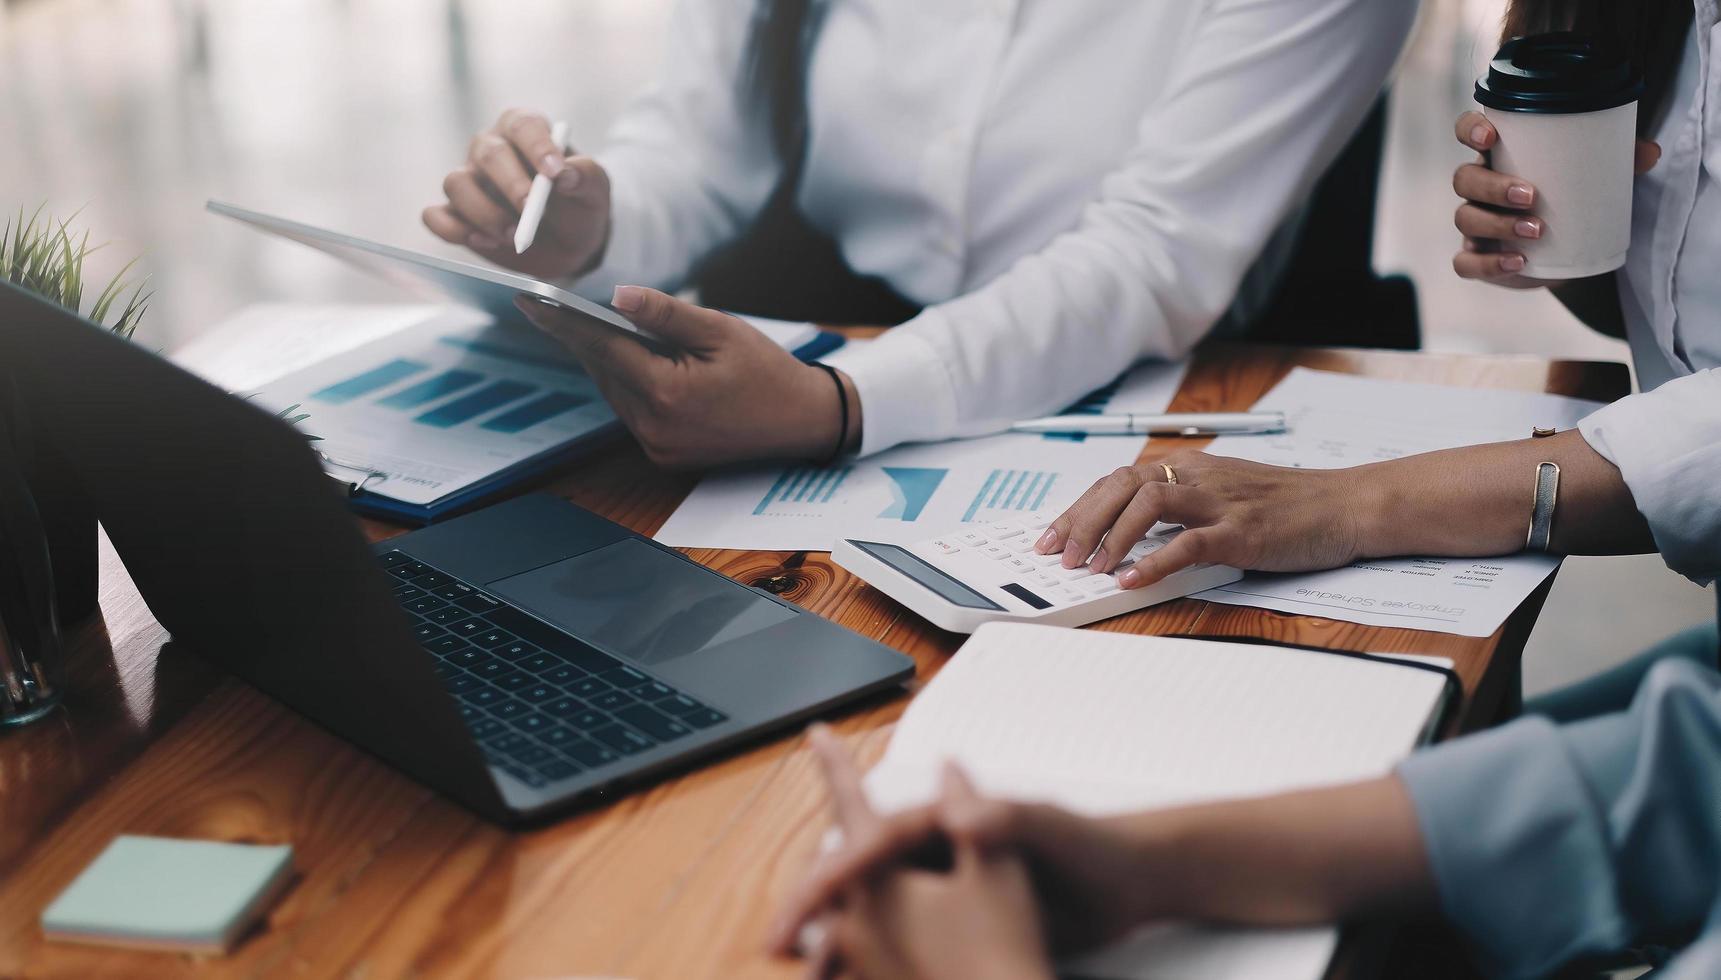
684, 708, 728, 729
510, 713, 554, 734
488, 699, 530, 720
388, 563, 428, 580
427, 606, 469, 625
379, 551, 411, 567
466, 687, 503, 707
520, 653, 559, 673
414, 622, 447, 642
539, 725, 579, 746
494, 641, 539, 662
507, 744, 555, 766
490, 671, 536, 692
658, 694, 703, 716
404, 595, 448, 616
538, 759, 583, 781
591, 690, 636, 712
635, 681, 675, 700
519, 683, 559, 704
467, 717, 504, 740
570, 677, 611, 699
392, 584, 425, 602
598, 666, 649, 689
433, 583, 476, 602
543, 664, 585, 686
445, 618, 487, 637
443, 673, 482, 695
542, 696, 585, 717
473, 659, 513, 681
570, 709, 607, 731
591, 724, 654, 755
487, 732, 529, 753
415, 572, 453, 589
423, 635, 469, 657
472, 628, 517, 649
561, 739, 621, 769
456, 592, 505, 614
448, 648, 490, 669
615, 704, 692, 742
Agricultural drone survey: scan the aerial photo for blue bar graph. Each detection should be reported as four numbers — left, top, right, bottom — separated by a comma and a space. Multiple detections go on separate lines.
963, 469, 1056, 521
311, 359, 427, 404
480, 392, 590, 433
438, 336, 588, 376
754, 466, 851, 514
414, 380, 536, 428
377, 369, 486, 409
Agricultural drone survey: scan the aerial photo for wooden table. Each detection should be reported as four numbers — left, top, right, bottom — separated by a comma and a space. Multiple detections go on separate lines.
0, 343, 1628, 979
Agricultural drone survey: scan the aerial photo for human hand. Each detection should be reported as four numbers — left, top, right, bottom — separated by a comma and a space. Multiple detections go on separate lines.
771, 727, 1149, 966
423, 108, 611, 279
1451, 110, 1659, 287
513, 286, 855, 468
1033, 452, 1376, 590
776, 727, 1054, 980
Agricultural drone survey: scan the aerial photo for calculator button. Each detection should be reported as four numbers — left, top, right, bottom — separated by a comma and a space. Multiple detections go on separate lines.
1004, 557, 1034, 573
989, 523, 1025, 538
980, 545, 1010, 560
929, 538, 960, 555
1049, 586, 1083, 602
1029, 552, 1062, 566
1054, 566, 1093, 581
1006, 537, 1036, 554
1079, 576, 1119, 595
956, 531, 989, 547
1029, 572, 1060, 587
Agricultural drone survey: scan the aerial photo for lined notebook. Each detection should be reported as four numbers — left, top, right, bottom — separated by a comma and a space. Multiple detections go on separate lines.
863, 623, 1454, 980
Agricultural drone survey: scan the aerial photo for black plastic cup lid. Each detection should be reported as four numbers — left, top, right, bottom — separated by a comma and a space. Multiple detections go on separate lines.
1476, 32, 1644, 114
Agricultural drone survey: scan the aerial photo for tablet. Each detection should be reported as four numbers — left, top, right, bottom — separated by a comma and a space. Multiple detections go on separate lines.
207, 201, 639, 336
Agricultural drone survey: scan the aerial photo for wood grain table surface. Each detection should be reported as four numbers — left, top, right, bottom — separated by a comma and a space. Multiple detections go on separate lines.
0, 342, 1629, 979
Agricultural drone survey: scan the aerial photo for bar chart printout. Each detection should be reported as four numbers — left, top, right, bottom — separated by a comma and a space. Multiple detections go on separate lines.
754, 467, 853, 515
963, 469, 1056, 522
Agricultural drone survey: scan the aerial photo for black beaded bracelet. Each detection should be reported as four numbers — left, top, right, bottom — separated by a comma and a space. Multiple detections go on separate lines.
814, 362, 848, 463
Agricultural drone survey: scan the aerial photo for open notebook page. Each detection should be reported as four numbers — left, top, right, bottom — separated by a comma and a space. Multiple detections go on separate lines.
862, 623, 1451, 980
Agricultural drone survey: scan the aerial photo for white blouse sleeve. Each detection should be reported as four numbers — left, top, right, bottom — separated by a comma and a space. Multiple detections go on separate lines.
576, 0, 780, 299
824, 0, 1419, 455
1578, 368, 1721, 585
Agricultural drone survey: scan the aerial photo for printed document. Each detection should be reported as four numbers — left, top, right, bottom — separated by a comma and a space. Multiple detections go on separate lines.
1191, 369, 1604, 637
863, 623, 1452, 980
654, 361, 1188, 551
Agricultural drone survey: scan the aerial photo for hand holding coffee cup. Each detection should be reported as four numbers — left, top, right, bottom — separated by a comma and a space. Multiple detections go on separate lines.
1452, 33, 1656, 287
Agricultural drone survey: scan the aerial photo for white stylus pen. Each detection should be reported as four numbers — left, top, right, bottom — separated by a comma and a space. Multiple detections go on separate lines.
513, 120, 569, 254
1009, 411, 1287, 436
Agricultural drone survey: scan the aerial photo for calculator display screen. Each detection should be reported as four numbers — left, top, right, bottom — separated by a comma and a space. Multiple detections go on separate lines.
848, 541, 1003, 611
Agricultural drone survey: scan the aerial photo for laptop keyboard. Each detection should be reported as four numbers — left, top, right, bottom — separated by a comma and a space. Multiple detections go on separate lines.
380, 550, 728, 789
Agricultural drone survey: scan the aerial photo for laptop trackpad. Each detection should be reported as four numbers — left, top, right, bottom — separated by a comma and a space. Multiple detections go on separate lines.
485, 539, 796, 667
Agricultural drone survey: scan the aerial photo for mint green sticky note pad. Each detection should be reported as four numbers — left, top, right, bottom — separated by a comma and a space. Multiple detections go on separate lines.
42, 836, 294, 954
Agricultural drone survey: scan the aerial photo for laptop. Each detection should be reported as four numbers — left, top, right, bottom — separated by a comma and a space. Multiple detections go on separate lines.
0, 280, 914, 824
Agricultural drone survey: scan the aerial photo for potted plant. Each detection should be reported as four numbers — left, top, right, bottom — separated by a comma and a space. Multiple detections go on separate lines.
2, 207, 149, 624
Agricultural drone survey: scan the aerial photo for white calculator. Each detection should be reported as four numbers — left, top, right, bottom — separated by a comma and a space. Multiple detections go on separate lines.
832, 513, 1244, 633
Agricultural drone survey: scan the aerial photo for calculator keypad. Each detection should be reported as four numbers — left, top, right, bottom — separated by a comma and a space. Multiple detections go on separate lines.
905, 513, 1178, 612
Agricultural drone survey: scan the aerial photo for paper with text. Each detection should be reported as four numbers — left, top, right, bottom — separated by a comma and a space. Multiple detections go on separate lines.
654, 361, 1188, 551
1191, 369, 1603, 637
863, 623, 1450, 980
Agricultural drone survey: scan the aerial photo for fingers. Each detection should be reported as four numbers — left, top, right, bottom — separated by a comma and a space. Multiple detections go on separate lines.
468, 132, 536, 211
611, 285, 738, 352
768, 805, 942, 954
1452, 247, 1527, 281
809, 725, 877, 833
1455, 111, 1496, 153
1094, 482, 1219, 575
442, 167, 516, 244
1636, 139, 1662, 176
513, 295, 660, 380
422, 204, 476, 246
496, 108, 566, 182
1117, 526, 1220, 589
1452, 163, 1535, 211
1042, 467, 1148, 569
1454, 203, 1541, 243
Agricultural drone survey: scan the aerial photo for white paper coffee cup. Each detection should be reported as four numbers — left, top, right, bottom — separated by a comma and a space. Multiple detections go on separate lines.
1476, 34, 1645, 280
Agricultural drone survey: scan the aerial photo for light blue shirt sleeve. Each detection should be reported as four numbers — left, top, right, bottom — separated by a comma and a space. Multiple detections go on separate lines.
1397, 658, 1721, 980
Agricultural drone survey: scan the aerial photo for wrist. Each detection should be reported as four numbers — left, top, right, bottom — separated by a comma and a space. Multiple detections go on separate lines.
1342, 464, 1405, 559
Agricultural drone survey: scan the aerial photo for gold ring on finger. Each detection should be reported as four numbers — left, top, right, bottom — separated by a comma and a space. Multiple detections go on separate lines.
1160, 463, 1178, 485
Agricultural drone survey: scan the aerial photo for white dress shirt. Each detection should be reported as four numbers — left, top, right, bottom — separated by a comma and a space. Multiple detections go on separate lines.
1580, 2, 1721, 585
578, 0, 1419, 456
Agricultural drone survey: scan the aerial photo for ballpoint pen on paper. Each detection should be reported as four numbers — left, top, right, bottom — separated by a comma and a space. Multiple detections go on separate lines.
514, 120, 569, 254
1009, 411, 1288, 437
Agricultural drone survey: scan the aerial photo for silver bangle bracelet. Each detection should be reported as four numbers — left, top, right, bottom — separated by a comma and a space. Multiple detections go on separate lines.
1526, 461, 1560, 552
